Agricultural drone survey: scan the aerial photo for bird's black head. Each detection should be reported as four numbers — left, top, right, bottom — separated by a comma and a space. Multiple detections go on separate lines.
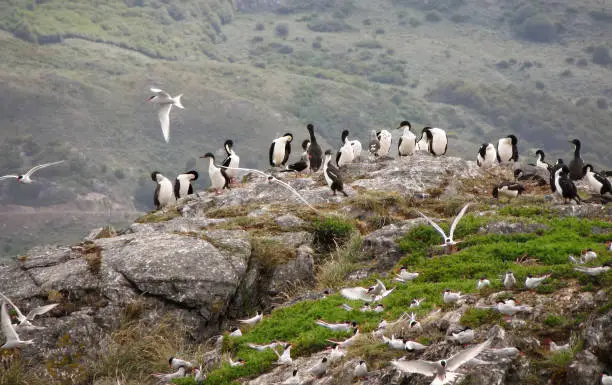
283, 133, 294, 142
359, 360, 365, 365
302, 139, 311, 151
480, 276, 487, 280
322, 357, 328, 363
352, 321, 357, 327
257, 311, 262, 315
556, 158, 564, 165
492, 185, 500, 198
324, 149, 332, 156
527, 273, 533, 278
569, 139, 581, 147
583, 164, 594, 173
517, 184, 526, 193
507, 134, 518, 145
292, 369, 298, 376
513, 169, 523, 178
224, 139, 234, 150
560, 164, 570, 174
307, 124, 314, 131
603, 261, 611, 267
341, 130, 350, 140
200, 152, 215, 159
536, 149, 545, 159
410, 320, 418, 327
186, 170, 199, 180
168, 357, 174, 365
441, 360, 447, 367
151, 171, 161, 181
398, 121, 411, 129
230, 326, 238, 332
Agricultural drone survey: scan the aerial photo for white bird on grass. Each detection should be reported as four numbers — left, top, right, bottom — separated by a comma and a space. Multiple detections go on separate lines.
0, 293, 58, 331
405, 340, 428, 352
228, 327, 242, 337
410, 298, 425, 308
581, 249, 598, 263
273, 344, 293, 365
282, 369, 301, 385
168, 357, 193, 370
448, 327, 474, 345
340, 287, 373, 302
601, 372, 612, 385
246, 341, 284, 351
383, 335, 408, 350
395, 266, 419, 283
574, 262, 611, 276
476, 277, 491, 290
416, 203, 471, 251
229, 357, 245, 367
146, 87, 184, 143
548, 339, 570, 352
443, 289, 466, 305
353, 360, 368, 379
525, 274, 551, 289
308, 357, 329, 378
327, 344, 346, 363
238, 311, 262, 325
152, 366, 186, 384
0, 161, 65, 184
315, 320, 356, 332
391, 337, 493, 385
1, 302, 34, 349
328, 328, 359, 348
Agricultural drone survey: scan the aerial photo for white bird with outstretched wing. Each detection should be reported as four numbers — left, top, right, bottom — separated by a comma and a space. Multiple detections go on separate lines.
416, 203, 471, 246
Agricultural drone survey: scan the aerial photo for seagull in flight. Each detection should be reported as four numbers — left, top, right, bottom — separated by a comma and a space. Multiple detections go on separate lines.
391, 337, 493, 384
0, 161, 65, 184
1, 301, 34, 349
416, 203, 471, 250
219, 166, 321, 214
0, 293, 58, 331
146, 87, 184, 143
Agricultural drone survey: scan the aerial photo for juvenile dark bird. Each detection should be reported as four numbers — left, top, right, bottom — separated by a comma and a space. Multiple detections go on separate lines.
307, 124, 323, 172
568, 139, 585, 180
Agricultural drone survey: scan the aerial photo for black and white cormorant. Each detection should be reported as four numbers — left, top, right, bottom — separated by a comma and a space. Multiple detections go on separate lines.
497, 134, 518, 164
269, 133, 293, 167
514, 169, 547, 186
200, 153, 230, 193
528, 150, 549, 170
174, 170, 198, 199
151, 171, 176, 210
420, 127, 447, 156
583, 164, 612, 196
547, 159, 565, 193
336, 130, 355, 167
281, 139, 311, 175
492, 181, 525, 201
397, 121, 417, 157
476, 143, 497, 168
222, 140, 240, 185
554, 164, 581, 204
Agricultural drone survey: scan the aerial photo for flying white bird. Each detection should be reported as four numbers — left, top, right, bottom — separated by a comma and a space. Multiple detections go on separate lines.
374, 288, 395, 302
327, 344, 346, 363
220, 166, 321, 214
0, 293, 57, 331
391, 337, 493, 385
408, 312, 422, 331
152, 366, 186, 384
0, 161, 65, 184
315, 320, 356, 332
146, 87, 184, 143
340, 287, 373, 302
410, 298, 425, 308
1, 302, 34, 349
416, 203, 471, 249
574, 262, 611, 276
525, 274, 551, 289
273, 344, 293, 365
238, 311, 263, 325
476, 277, 491, 290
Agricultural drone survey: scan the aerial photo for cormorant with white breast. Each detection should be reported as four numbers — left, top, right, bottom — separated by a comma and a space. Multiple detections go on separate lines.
547, 159, 564, 193
269, 133, 293, 168
306, 124, 323, 172
568, 139, 585, 180
151, 171, 176, 210
336, 130, 355, 167
323, 150, 348, 197
174, 171, 198, 199
554, 164, 581, 204
497, 134, 518, 164
492, 181, 525, 201
222, 140, 240, 185
375, 130, 392, 157
476, 143, 497, 168
200, 153, 230, 194
397, 121, 417, 157
420, 127, 447, 156
583, 164, 612, 196
529, 150, 549, 170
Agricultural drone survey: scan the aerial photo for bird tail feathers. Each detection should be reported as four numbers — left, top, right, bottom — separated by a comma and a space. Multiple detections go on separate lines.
173, 94, 184, 109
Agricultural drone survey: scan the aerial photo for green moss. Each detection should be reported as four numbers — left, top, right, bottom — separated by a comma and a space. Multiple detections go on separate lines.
313, 216, 355, 252
135, 210, 180, 224
460, 308, 504, 328
251, 237, 297, 269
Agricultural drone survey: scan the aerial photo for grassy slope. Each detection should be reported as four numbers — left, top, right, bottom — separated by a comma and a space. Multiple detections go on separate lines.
165, 205, 612, 385
1, 0, 612, 252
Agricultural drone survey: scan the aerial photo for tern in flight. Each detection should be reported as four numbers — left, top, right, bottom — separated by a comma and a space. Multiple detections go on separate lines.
416, 203, 471, 251
0, 161, 65, 184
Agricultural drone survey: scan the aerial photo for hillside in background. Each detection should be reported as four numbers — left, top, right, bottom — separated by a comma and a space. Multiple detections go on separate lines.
1, 0, 612, 256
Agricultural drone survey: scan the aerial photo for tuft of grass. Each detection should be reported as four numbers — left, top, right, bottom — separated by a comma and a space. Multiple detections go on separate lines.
135, 210, 181, 224
0, 356, 45, 385
95, 225, 117, 239
460, 308, 504, 328
81, 242, 103, 275
251, 237, 297, 269
312, 216, 355, 252
316, 235, 363, 288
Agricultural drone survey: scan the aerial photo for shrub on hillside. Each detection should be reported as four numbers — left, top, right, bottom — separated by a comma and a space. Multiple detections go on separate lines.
425, 12, 442, 22
592, 46, 612, 66
255, 22, 264, 31
355, 40, 383, 49
307, 20, 353, 32
519, 14, 557, 42
313, 216, 354, 252
275, 23, 289, 38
